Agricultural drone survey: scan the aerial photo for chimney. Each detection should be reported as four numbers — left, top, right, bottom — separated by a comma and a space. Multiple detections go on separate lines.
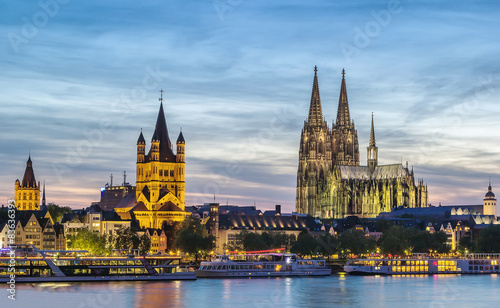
275, 204, 281, 215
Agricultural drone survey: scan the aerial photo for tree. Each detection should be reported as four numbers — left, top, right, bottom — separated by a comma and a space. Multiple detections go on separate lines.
374, 219, 395, 233
316, 233, 338, 259
240, 231, 267, 251
476, 225, 500, 253
458, 236, 473, 254
379, 226, 410, 255
114, 227, 141, 250
67, 229, 110, 255
138, 233, 151, 255
47, 203, 72, 223
380, 226, 449, 255
339, 229, 376, 256
174, 216, 214, 262
291, 230, 318, 256
162, 220, 182, 251
235, 231, 296, 252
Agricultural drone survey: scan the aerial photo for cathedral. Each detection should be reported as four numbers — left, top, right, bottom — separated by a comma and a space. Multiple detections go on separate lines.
296, 67, 428, 219
115, 93, 188, 228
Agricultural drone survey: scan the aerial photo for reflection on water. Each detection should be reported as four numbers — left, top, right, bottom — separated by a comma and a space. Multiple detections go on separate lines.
3, 274, 499, 308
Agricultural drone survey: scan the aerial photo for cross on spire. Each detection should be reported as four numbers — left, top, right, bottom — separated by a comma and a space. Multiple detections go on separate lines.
159, 89, 164, 103
342, 68, 345, 78
314, 65, 318, 75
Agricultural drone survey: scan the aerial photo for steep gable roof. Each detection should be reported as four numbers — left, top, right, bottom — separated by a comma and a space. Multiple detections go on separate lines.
158, 201, 184, 212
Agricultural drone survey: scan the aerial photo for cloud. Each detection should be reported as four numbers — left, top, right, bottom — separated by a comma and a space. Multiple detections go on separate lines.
1, 0, 499, 217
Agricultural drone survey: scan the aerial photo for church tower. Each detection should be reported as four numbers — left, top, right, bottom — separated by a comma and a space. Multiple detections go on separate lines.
296, 66, 333, 217
367, 113, 378, 171
15, 155, 40, 211
332, 69, 359, 166
483, 180, 497, 216
134, 90, 188, 229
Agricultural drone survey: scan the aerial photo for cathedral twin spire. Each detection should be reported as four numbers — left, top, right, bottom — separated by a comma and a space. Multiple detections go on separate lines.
307, 66, 324, 126
336, 69, 351, 128
305, 66, 362, 166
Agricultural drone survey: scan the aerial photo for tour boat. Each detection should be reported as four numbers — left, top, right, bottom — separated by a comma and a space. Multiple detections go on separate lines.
196, 249, 332, 278
0, 245, 196, 283
344, 253, 500, 275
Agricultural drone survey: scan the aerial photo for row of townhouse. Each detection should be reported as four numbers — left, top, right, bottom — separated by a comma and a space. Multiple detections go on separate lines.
139, 229, 168, 254
61, 203, 132, 237
0, 209, 65, 250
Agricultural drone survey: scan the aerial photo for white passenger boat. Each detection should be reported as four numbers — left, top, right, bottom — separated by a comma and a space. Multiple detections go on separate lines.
196, 250, 331, 278
344, 253, 500, 275
0, 245, 196, 282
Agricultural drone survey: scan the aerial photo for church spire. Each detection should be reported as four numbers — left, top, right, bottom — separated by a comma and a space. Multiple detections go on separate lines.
367, 113, 378, 171
336, 68, 351, 128
22, 154, 37, 188
369, 112, 376, 147
42, 180, 46, 206
150, 89, 176, 162
307, 66, 324, 126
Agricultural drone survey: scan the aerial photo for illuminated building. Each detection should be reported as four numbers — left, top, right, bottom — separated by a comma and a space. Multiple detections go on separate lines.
296, 67, 428, 218
206, 203, 323, 254
14, 155, 41, 211
143, 229, 167, 254
11, 210, 57, 250
115, 93, 188, 228
61, 204, 131, 236
483, 180, 497, 216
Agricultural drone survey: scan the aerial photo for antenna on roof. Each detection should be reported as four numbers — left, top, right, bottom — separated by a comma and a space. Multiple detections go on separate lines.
213, 194, 216, 203
110, 174, 113, 187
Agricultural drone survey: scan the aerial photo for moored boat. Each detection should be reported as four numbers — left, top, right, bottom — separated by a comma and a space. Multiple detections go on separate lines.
0, 245, 196, 283
344, 253, 500, 275
196, 250, 331, 278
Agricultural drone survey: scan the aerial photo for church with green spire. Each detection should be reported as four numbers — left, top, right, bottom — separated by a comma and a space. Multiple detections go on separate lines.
296, 67, 428, 219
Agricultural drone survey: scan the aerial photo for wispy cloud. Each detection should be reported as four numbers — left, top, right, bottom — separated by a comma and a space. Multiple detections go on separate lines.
1, 0, 499, 216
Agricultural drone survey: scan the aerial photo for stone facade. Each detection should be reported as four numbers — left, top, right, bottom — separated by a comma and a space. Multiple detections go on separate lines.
115, 94, 188, 228
296, 68, 428, 219
14, 156, 40, 211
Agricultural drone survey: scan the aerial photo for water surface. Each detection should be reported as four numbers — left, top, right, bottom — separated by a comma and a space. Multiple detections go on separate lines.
2, 274, 498, 307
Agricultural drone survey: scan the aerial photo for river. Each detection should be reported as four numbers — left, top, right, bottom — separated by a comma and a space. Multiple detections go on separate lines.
2, 274, 498, 307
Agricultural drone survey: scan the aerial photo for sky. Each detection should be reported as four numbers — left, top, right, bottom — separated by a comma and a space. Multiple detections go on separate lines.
0, 0, 499, 215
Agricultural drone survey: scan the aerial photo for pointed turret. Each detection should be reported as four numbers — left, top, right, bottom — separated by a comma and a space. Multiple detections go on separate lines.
307, 66, 324, 126
367, 113, 378, 171
176, 128, 185, 144
22, 155, 37, 188
137, 129, 146, 163
369, 113, 376, 147
137, 129, 145, 144
336, 69, 351, 128
176, 128, 185, 163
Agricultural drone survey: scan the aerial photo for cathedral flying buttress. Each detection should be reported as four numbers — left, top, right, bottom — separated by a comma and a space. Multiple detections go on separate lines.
296, 67, 428, 219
